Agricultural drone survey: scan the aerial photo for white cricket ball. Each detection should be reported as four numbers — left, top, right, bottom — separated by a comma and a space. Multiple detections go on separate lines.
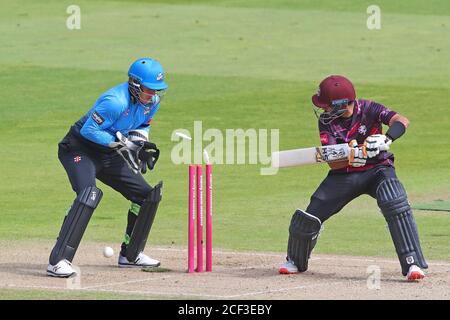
103, 246, 114, 258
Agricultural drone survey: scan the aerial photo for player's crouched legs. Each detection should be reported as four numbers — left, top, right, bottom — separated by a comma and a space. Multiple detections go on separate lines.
279, 209, 322, 274
376, 178, 428, 280
118, 181, 163, 268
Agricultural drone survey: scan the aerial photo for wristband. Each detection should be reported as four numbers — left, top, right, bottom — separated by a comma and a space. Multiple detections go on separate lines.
386, 121, 406, 141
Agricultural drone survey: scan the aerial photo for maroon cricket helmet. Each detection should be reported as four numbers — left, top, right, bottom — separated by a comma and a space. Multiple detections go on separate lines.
311, 75, 356, 108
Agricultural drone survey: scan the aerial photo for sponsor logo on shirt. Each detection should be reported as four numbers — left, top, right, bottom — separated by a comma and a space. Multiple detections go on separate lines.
92, 111, 105, 125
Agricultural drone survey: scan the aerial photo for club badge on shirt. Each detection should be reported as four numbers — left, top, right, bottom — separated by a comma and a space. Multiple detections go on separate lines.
358, 125, 367, 135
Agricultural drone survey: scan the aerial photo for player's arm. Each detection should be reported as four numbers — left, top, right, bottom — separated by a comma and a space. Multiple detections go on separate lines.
364, 103, 408, 158
366, 112, 408, 153
386, 113, 409, 142
80, 98, 122, 147
388, 113, 409, 128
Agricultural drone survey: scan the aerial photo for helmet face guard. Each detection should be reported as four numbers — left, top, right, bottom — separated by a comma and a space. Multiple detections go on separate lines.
129, 77, 166, 107
314, 98, 351, 125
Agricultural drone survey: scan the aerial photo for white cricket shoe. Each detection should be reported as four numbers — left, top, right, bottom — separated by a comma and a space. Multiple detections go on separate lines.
118, 252, 160, 268
278, 259, 299, 274
407, 265, 425, 281
47, 259, 76, 278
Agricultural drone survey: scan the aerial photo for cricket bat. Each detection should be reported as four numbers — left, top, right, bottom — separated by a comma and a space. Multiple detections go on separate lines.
271, 143, 350, 168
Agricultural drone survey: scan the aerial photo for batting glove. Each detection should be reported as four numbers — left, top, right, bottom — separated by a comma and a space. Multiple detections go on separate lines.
364, 134, 392, 158
348, 140, 367, 167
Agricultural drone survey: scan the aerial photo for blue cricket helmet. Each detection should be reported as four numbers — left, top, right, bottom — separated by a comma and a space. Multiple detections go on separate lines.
128, 58, 168, 90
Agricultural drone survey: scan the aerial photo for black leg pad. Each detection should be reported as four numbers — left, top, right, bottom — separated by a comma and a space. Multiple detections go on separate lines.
377, 178, 428, 275
288, 209, 322, 272
49, 186, 103, 265
126, 181, 163, 262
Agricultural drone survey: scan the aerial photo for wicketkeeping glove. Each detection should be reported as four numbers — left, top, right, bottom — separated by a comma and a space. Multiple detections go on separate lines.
137, 141, 160, 174
348, 140, 367, 167
112, 132, 142, 174
363, 134, 392, 158
113, 132, 159, 174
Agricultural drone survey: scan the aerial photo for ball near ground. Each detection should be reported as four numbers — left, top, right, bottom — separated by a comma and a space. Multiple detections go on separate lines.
103, 247, 114, 258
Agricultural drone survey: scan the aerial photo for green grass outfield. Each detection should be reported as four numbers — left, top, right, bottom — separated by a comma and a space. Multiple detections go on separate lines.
1, 0, 449, 278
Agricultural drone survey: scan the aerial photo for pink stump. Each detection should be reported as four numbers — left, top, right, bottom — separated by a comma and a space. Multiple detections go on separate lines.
196, 165, 203, 272
205, 164, 213, 272
188, 165, 195, 273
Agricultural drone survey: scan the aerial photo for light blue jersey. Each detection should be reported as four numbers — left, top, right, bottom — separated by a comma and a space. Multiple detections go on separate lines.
74, 82, 160, 147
